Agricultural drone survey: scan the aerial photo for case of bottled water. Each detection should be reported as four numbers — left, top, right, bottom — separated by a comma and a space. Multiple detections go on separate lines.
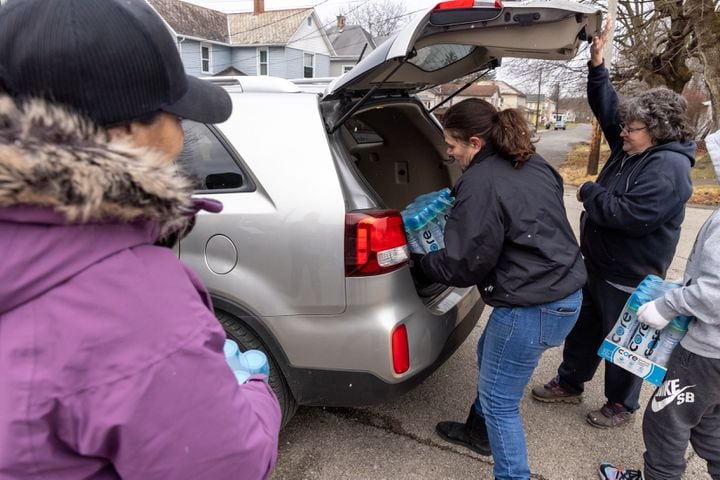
401, 188, 454, 255
597, 274, 692, 386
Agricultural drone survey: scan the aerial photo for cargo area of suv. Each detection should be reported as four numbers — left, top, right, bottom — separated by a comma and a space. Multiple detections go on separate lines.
176, 0, 601, 427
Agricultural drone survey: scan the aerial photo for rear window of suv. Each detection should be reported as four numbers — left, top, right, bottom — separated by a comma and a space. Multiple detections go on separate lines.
177, 121, 254, 192
409, 44, 476, 72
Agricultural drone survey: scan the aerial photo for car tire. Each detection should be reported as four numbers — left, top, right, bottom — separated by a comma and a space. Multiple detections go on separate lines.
217, 310, 298, 428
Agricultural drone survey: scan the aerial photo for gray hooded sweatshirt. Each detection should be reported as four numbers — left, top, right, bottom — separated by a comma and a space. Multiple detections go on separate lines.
656, 130, 720, 359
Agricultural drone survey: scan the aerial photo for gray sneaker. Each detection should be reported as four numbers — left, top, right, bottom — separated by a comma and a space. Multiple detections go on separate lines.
587, 402, 633, 429
531, 376, 582, 404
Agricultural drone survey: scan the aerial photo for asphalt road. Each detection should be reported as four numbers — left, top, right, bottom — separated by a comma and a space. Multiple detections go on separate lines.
271, 126, 714, 480
534, 123, 594, 168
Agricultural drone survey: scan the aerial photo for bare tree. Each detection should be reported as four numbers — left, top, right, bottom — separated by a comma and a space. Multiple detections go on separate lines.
337, 0, 409, 39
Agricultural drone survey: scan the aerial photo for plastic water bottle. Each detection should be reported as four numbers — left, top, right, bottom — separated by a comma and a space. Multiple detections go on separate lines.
624, 275, 682, 357
438, 189, 455, 223
609, 275, 662, 347
429, 197, 448, 231
240, 350, 270, 379
224, 338, 243, 371
223, 339, 270, 384
417, 208, 444, 252
401, 210, 425, 254
650, 316, 691, 366
627, 322, 663, 358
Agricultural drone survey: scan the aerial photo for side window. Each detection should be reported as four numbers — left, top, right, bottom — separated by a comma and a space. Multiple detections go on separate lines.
201, 43, 211, 74
303, 53, 314, 78
176, 121, 252, 192
258, 48, 269, 75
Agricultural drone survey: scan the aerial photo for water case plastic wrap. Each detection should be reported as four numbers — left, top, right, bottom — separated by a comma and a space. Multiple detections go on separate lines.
597, 274, 691, 386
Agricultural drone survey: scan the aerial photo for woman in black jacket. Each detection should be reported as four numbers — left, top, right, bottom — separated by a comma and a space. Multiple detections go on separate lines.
531, 18, 695, 431
416, 98, 586, 480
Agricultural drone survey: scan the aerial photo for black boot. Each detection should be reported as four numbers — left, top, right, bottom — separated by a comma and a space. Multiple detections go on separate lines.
435, 406, 491, 456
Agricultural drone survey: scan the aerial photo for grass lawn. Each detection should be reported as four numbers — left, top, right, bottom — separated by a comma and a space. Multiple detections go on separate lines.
558, 141, 720, 207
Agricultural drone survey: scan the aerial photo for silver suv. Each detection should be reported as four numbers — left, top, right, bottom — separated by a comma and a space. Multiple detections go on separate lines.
176, 1, 600, 426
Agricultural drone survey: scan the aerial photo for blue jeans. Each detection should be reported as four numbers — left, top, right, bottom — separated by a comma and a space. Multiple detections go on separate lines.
473, 289, 582, 480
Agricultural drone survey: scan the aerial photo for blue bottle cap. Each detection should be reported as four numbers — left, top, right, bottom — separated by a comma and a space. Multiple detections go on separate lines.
223, 338, 239, 357
244, 350, 266, 369
403, 213, 424, 231
628, 290, 653, 311
643, 274, 664, 284
670, 316, 691, 331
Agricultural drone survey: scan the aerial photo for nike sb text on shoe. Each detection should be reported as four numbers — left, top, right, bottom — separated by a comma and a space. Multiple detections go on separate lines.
531, 376, 582, 404
598, 461, 643, 479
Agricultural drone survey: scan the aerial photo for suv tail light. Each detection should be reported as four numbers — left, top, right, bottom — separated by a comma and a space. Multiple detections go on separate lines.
345, 209, 410, 277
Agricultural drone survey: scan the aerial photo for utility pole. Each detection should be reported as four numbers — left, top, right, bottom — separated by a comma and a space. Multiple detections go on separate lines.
535, 70, 542, 129
587, 3, 617, 175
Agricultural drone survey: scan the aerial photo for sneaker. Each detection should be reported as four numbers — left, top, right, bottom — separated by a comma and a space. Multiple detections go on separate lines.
598, 461, 643, 479
530, 376, 582, 404
587, 402, 633, 429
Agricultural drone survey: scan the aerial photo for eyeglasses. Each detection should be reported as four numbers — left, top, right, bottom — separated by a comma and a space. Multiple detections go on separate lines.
620, 123, 647, 134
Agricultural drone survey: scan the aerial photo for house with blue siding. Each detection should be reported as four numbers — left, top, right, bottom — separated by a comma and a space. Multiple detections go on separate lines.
325, 15, 376, 77
147, 0, 334, 79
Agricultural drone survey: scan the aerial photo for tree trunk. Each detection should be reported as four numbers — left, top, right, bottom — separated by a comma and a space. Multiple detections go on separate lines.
691, 0, 720, 128
587, 118, 602, 176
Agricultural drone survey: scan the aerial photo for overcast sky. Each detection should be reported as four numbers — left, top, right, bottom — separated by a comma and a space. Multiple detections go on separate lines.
186, 0, 438, 20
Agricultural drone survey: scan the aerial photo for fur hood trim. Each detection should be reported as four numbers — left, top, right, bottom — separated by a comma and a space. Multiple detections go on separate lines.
0, 95, 194, 236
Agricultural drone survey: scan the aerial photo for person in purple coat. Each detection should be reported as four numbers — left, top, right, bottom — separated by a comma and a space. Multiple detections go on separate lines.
0, 1, 281, 479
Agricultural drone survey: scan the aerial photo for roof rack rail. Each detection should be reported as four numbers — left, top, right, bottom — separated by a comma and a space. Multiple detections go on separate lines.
199, 75, 301, 93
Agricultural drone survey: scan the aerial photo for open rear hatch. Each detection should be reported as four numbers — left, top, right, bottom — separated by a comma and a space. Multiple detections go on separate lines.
322, 0, 601, 130
325, 0, 601, 296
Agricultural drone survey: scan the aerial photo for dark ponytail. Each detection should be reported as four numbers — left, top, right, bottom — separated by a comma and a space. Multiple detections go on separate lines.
442, 98, 535, 168
491, 108, 535, 167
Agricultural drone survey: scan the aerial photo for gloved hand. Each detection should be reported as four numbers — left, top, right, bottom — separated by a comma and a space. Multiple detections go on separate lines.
637, 301, 673, 330
409, 253, 432, 285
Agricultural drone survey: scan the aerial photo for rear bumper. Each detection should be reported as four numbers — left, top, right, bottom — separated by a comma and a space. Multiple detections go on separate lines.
283, 287, 483, 406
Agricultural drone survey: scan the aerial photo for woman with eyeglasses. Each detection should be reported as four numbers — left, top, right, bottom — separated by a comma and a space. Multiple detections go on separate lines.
532, 17, 696, 431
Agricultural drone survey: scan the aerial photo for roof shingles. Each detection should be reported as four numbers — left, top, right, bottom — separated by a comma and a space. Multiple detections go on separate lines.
148, 0, 227, 43
228, 9, 311, 46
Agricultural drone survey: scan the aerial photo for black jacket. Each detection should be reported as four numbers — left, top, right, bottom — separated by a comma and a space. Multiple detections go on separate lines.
420, 146, 586, 308
579, 64, 695, 286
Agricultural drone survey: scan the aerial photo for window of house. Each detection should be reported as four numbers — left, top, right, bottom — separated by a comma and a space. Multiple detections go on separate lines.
176, 121, 253, 192
258, 48, 269, 75
307, 16, 312, 26
342, 65, 353, 74
201, 43, 211, 74
303, 53, 314, 78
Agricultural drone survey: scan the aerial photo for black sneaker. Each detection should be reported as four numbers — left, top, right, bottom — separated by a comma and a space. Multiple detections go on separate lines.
598, 461, 643, 479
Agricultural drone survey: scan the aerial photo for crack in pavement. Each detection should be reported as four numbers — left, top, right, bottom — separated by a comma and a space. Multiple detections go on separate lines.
324, 407, 550, 480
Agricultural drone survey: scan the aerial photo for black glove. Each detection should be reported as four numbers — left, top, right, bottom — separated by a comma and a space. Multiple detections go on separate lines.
409, 253, 432, 285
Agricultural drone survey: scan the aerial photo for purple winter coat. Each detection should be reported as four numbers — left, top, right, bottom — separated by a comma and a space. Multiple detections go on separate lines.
0, 97, 281, 479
